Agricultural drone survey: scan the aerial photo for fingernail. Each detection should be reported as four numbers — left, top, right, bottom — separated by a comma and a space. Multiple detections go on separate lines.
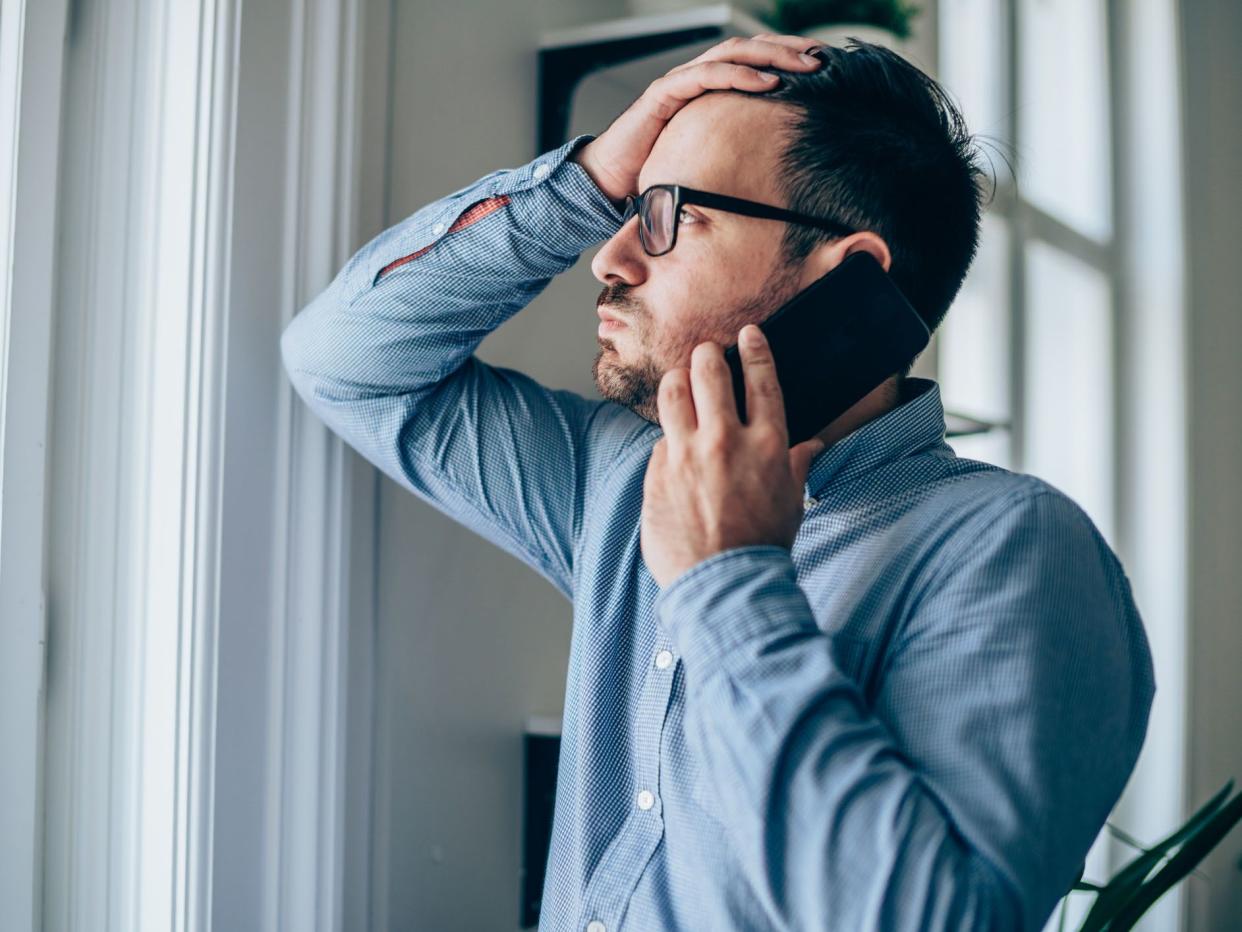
799, 53, 819, 65
742, 325, 763, 346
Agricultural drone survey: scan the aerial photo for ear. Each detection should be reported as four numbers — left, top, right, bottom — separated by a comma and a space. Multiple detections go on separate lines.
796, 230, 893, 290
841, 231, 892, 271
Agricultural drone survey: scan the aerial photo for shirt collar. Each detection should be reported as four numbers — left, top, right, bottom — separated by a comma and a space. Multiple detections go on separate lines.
803, 377, 951, 498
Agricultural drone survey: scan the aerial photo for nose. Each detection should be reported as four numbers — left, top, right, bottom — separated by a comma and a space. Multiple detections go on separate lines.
591, 214, 648, 287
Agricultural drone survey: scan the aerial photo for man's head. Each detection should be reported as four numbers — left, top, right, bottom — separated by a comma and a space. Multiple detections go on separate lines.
590, 40, 986, 425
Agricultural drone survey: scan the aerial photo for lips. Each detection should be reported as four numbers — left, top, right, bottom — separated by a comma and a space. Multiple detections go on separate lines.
597, 307, 628, 326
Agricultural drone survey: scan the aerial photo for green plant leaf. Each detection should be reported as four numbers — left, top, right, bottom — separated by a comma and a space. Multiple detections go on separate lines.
769, 0, 922, 40
1076, 780, 1234, 932
1104, 789, 1242, 931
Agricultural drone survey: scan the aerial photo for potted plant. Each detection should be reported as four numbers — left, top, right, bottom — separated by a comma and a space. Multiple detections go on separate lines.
758, 0, 923, 61
1057, 779, 1242, 930
763, 0, 920, 37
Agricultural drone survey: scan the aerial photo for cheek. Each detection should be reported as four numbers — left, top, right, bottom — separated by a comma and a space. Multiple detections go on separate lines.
658, 269, 765, 357
644, 307, 699, 366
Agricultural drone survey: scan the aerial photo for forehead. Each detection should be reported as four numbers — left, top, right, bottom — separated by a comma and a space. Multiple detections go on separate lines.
637, 93, 792, 204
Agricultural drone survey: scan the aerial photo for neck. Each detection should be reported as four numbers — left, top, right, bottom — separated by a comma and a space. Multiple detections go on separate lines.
812, 376, 902, 449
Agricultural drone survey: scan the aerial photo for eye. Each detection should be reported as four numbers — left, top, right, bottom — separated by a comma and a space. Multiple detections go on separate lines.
678, 206, 699, 225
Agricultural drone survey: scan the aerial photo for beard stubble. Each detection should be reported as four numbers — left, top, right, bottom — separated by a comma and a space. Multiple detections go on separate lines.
591, 260, 802, 425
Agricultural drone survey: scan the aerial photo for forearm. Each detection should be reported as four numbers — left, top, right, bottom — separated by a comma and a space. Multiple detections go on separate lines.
274, 134, 635, 593
280, 132, 623, 407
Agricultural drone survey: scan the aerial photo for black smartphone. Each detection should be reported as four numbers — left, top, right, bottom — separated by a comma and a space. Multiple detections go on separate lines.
723, 252, 930, 447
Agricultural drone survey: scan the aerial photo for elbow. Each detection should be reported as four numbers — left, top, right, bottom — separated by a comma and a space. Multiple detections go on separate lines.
279, 312, 318, 405
280, 280, 341, 396
279, 312, 307, 383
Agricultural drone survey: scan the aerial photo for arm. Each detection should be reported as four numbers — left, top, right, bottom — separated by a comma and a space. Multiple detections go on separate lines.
653, 486, 1156, 931
280, 134, 650, 599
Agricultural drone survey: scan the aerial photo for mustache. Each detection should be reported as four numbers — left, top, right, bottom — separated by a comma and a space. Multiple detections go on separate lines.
596, 285, 642, 317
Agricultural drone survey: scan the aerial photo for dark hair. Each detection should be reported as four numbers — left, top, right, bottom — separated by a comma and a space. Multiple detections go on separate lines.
759, 40, 989, 377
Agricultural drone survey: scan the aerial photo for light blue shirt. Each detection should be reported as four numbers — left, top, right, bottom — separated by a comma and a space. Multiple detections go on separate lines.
280, 132, 1155, 931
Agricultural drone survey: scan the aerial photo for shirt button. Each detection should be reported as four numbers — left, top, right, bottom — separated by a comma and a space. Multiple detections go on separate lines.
636, 789, 655, 810
586, 921, 606, 932
431, 222, 446, 235
803, 496, 818, 508
533, 163, 550, 179
654, 649, 673, 670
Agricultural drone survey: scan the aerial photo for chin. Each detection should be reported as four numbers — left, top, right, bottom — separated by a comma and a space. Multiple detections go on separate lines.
591, 347, 663, 424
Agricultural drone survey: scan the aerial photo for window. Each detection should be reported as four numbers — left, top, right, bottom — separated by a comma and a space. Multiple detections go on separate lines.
937, 1, 1187, 928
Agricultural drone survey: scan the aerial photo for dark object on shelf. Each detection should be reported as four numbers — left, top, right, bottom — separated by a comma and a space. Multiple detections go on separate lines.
520, 719, 562, 928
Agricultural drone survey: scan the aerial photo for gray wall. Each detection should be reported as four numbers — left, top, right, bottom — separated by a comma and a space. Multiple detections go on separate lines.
369, 2, 628, 929
1179, 0, 1242, 927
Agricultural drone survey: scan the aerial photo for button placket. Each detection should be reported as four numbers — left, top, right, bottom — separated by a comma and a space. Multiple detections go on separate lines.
578, 617, 677, 924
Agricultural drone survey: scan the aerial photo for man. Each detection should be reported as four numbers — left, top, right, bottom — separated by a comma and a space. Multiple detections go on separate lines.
281, 34, 1155, 932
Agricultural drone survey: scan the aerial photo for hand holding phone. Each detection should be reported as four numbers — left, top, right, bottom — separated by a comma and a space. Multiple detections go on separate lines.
722, 252, 930, 446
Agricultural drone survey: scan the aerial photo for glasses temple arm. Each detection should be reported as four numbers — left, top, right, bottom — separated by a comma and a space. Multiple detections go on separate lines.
683, 188, 855, 237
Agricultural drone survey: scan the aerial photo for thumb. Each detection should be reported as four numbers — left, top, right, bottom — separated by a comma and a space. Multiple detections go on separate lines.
789, 437, 826, 488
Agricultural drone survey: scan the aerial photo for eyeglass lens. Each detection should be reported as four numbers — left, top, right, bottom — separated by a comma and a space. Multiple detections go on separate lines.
642, 187, 675, 255
627, 188, 676, 256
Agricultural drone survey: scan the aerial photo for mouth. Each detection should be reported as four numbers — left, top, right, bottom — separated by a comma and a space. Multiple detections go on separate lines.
597, 306, 629, 335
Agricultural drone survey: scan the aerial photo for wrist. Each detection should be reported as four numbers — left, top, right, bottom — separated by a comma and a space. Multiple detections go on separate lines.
570, 141, 630, 211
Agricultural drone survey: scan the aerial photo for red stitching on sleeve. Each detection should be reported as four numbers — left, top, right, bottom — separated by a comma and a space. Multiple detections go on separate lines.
375, 194, 511, 281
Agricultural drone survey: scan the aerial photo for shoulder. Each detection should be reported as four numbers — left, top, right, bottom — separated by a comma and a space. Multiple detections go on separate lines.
909, 461, 1133, 607
920, 458, 1105, 548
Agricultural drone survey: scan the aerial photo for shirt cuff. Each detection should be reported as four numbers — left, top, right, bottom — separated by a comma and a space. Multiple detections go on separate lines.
516, 132, 629, 222
653, 544, 822, 675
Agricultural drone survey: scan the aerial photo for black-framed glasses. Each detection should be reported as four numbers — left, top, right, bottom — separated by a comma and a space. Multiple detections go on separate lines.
621, 183, 856, 257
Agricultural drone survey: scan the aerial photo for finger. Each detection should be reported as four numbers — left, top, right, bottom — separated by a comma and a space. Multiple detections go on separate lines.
688, 341, 740, 431
644, 62, 785, 121
751, 33, 826, 52
789, 436, 826, 488
646, 436, 667, 473
643, 437, 667, 495
657, 367, 697, 439
673, 34, 825, 73
666, 36, 824, 76
737, 324, 787, 437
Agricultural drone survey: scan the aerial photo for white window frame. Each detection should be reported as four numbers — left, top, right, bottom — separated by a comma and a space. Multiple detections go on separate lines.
0, 2, 70, 930
0, 0, 388, 928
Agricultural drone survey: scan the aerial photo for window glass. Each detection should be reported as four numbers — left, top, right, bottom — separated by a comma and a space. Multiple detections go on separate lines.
1018, 0, 1112, 240
938, 213, 1011, 425
1024, 240, 1115, 541
939, 0, 1009, 152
